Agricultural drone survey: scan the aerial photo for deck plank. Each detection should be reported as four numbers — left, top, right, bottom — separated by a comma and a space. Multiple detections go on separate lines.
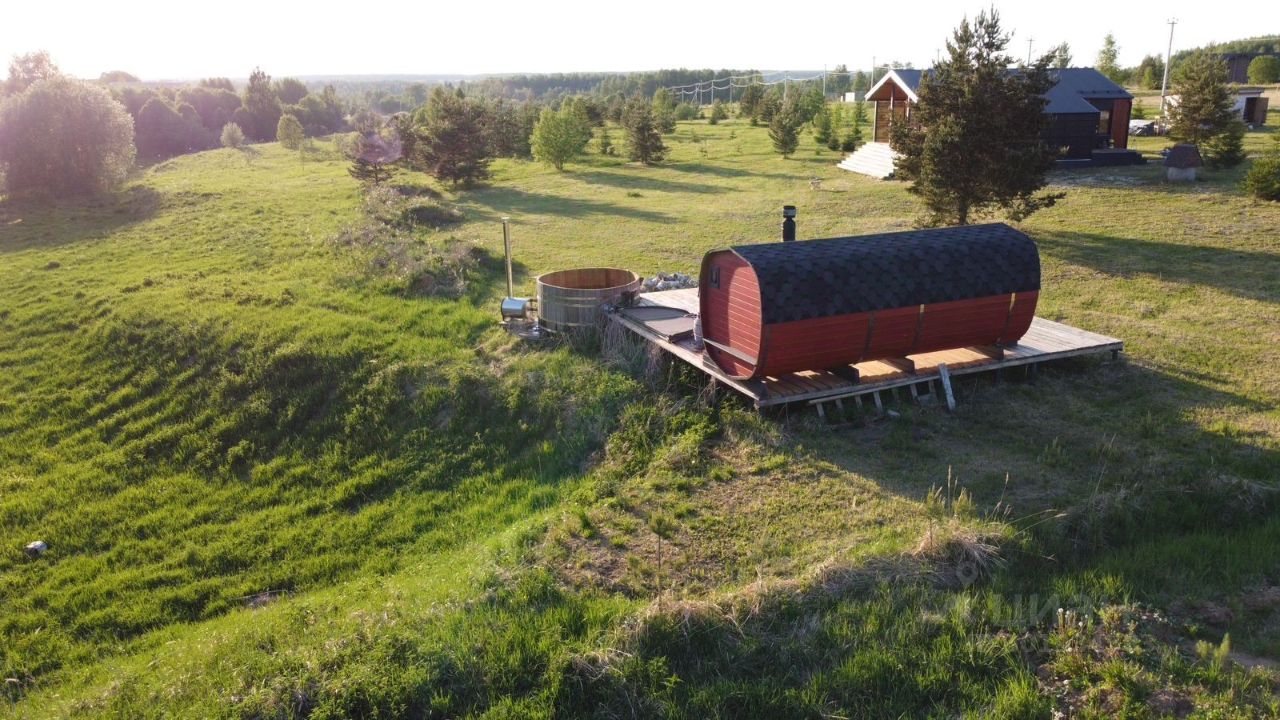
621, 289, 1122, 408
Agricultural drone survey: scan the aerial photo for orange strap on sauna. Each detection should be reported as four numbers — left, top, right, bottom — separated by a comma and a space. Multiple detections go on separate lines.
858, 312, 877, 363
995, 293, 1018, 346
909, 304, 926, 354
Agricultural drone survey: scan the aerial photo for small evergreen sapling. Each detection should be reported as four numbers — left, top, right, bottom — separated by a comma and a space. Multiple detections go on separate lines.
768, 101, 801, 157
1244, 133, 1280, 201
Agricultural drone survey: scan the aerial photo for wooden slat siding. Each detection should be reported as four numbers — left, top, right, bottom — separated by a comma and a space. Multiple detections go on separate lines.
1111, 98, 1131, 149
699, 251, 763, 377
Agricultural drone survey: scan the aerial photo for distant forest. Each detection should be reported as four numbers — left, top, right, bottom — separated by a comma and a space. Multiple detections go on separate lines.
1176, 34, 1280, 62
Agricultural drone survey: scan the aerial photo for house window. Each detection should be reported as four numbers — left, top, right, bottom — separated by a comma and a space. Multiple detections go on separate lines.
1097, 109, 1111, 135
710, 266, 720, 288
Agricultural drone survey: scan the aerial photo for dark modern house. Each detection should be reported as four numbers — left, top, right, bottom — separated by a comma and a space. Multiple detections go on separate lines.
838, 67, 1142, 178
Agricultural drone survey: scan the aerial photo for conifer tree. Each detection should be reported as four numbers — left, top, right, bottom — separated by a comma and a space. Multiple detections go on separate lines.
812, 104, 833, 146
1244, 132, 1280, 201
411, 87, 491, 186
826, 103, 844, 150
768, 101, 801, 157
1169, 51, 1246, 168
651, 88, 677, 133
890, 9, 1061, 225
624, 96, 666, 164
841, 101, 866, 152
737, 83, 764, 119
598, 124, 614, 155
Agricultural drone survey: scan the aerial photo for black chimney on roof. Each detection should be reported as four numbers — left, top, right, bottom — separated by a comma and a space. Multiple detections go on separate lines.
781, 205, 796, 242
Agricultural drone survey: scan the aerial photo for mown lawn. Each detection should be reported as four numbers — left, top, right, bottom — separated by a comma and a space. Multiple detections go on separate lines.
1, 115, 1278, 718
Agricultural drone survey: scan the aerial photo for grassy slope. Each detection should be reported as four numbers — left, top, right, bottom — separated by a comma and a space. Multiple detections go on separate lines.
1, 118, 1278, 717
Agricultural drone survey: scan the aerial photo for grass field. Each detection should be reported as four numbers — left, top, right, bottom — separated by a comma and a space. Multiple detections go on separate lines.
1, 114, 1278, 718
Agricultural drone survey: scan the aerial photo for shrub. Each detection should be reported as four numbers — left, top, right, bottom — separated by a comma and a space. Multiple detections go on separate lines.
1244, 135, 1280, 201
276, 113, 304, 150
531, 105, 591, 171
220, 122, 245, 148
1247, 55, 1280, 84
401, 199, 464, 227
135, 97, 209, 158
0, 76, 134, 196
1203, 119, 1246, 169
673, 102, 698, 121
708, 99, 726, 125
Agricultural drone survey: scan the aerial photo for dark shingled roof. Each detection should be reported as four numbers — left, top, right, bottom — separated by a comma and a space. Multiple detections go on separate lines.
1164, 144, 1203, 168
730, 223, 1041, 325
884, 67, 1131, 115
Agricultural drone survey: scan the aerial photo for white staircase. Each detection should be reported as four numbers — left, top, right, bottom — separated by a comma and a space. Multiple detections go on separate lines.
838, 142, 899, 179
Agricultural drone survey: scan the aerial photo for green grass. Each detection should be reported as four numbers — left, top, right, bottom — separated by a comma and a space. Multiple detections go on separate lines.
2, 118, 1278, 717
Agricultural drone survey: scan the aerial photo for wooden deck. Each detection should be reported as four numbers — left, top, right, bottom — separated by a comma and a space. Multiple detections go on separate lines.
610, 288, 1123, 409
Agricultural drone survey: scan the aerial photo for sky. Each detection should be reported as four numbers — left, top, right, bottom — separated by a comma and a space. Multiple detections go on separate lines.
2, 0, 1277, 81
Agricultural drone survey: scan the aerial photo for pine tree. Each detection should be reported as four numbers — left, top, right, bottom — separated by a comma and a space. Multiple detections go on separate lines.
842, 101, 866, 151
1244, 133, 1280, 201
411, 87, 491, 187
826, 103, 844, 150
768, 101, 801, 157
738, 84, 764, 118
347, 131, 400, 185
812, 104, 833, 146
651, 88, 677, 134
1051, 43, 1073, 69
890, 9, 1061, 226
624, 96, 666, 164
1168, 50, 1245, 168
598, 124, 614, 155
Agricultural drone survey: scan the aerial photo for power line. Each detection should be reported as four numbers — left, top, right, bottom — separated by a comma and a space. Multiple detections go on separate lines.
662, 69, 856, 98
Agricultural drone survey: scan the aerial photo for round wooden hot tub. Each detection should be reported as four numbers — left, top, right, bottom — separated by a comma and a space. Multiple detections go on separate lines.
536, 267, 642, 332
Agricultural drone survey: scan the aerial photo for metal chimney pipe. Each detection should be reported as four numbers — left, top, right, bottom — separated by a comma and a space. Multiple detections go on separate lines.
501, 216, 514, 298
781, 205, 797, 242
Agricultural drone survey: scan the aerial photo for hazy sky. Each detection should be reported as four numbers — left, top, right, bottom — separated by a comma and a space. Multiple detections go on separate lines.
3, 0, 1277, 80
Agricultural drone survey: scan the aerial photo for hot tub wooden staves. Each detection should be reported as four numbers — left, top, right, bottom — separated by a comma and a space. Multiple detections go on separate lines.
698, 223, 1041, 380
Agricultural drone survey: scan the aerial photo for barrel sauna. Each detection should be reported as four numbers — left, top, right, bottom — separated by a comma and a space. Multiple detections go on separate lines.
536, 267, 642, 332
697, 223, 1040, 380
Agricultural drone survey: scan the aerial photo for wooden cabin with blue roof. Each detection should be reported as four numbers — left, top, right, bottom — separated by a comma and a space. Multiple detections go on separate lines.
839, 67, 1143, 178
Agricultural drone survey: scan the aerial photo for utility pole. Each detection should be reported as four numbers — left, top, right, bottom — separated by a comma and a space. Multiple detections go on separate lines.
1159, 18, 1177, 116
1026, 36, 1034, 65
